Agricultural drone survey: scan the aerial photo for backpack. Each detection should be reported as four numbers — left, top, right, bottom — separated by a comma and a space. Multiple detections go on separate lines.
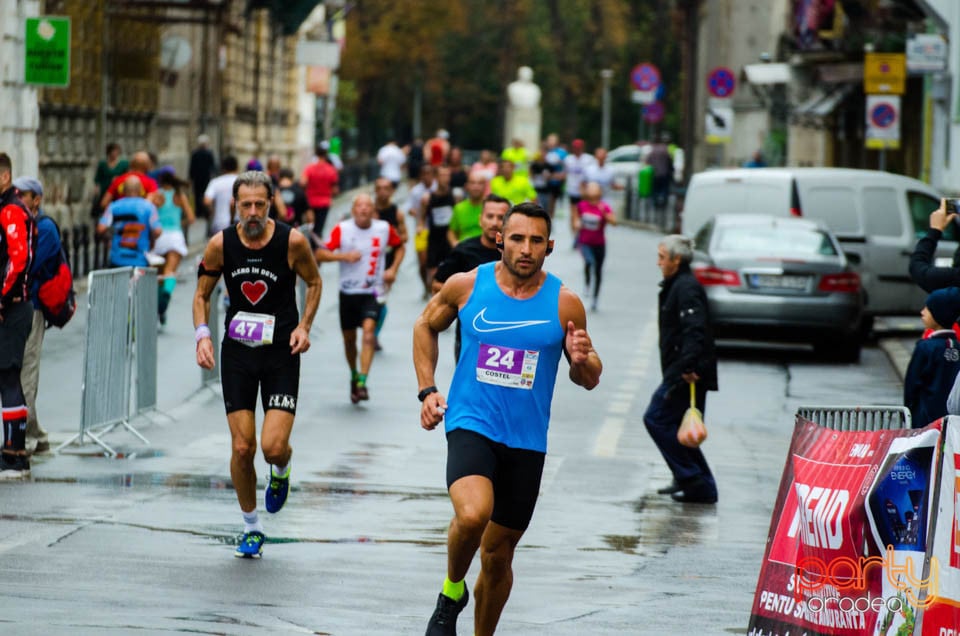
31, 215, 76, 328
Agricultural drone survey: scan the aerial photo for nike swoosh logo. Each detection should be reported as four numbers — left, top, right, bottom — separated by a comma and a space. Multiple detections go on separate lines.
472, 307, 550, 333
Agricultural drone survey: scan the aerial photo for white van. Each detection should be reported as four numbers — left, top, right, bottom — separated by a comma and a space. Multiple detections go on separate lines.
681, 168, 956, 319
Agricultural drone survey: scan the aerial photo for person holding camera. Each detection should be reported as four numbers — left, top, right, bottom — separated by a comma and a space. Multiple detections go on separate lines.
909, 198, 960, 293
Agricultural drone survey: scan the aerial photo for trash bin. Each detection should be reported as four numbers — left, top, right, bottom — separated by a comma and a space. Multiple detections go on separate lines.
637, 164, 653, 198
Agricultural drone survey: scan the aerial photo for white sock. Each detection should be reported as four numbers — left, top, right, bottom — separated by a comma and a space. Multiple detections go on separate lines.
273, 461, 289, 477
242, 509, 264, 533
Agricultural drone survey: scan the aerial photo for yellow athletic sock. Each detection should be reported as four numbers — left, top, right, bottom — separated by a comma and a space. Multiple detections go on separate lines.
442, 577, 465, 601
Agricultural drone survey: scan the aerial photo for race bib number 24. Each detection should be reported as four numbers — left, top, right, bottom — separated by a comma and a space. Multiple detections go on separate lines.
476, 343, 539, 389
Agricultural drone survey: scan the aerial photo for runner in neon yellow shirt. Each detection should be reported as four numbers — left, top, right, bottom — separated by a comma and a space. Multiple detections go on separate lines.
447, 172, 487, 246
500, 138, 530, 178
490, 159, 536, 206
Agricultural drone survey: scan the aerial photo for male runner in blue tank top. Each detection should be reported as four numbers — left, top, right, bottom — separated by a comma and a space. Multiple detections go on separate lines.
193, 171, 322, 558
413, 201, 603, 636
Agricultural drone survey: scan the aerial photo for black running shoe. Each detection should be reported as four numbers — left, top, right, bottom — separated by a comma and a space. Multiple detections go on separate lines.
657, 480, 681, 495
356, 382, 369, 401
0, 454, 30, 480
350, 379, 361, 404
425, 587, 468, 636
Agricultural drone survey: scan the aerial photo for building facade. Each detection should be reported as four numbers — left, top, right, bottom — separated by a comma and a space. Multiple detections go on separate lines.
7, 0, 324, 276
693, 0, 938, 183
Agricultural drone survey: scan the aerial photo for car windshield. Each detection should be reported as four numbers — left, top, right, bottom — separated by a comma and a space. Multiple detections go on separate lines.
713, 225, 838, 257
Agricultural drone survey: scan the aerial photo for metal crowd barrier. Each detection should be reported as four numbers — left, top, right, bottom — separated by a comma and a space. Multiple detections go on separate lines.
200, 284, 222, 387
58, 267, 159, 457
132, 268, 158, 416
796, 405, 912, 431
623, 175, 677, 231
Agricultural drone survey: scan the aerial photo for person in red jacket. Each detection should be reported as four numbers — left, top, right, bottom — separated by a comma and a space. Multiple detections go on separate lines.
0, 153, 37, 479
300, 146, 340, 237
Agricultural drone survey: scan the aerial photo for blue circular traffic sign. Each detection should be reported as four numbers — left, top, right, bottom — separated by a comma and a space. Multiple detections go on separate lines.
631, 63, 661, 92
707, 67, 736, 98
870, 102, 897, 128
643, 101, 664, 124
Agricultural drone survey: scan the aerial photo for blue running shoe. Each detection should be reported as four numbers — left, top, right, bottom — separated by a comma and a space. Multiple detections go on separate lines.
234, 531, 265, 558
265, 465, 291, 513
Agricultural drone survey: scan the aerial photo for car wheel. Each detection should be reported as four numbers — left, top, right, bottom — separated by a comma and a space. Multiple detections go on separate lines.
814, 334, 861, 363
858, 315, 875, 341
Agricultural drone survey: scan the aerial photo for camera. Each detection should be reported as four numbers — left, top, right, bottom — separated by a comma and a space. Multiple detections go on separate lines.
945, 198, 960, 214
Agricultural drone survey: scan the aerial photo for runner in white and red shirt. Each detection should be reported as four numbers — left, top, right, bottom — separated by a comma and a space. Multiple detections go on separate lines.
316, 193, 405, 403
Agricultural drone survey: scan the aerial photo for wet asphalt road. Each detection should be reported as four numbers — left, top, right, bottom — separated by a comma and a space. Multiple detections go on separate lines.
0, 192, 907, 635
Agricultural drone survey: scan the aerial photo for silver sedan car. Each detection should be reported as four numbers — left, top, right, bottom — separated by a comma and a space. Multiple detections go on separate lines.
691, 214, 864, 361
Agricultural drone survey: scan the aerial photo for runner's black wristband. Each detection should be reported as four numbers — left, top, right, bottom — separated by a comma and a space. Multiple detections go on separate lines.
418, 386, 438, 402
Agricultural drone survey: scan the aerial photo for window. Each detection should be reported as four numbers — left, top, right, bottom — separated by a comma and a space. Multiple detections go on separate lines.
861, 187, 902, 237
907, 191, 953, 240
610, 150, 639, 163
713, 225, 837, 257
801, 187, 861, 235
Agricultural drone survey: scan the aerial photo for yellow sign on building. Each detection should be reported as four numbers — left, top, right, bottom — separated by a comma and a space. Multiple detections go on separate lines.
863, 53, 905, 95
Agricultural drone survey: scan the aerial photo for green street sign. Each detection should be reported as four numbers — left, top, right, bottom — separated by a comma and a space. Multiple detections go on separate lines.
24, 16, 70, 87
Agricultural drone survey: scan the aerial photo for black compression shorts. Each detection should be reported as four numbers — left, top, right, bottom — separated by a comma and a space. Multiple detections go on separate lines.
339, 292, 380, 331
0, 302, 33, 370
445, 428, 546, 531
220, 338, 300, 414
426, 230, 452, 268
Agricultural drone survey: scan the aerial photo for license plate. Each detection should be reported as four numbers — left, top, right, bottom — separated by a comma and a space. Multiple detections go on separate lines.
749, 274, 809, 290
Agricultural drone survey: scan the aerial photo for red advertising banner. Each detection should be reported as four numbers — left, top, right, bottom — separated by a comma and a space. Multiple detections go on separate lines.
919, 415, 960, 633
748, 416, 942, 636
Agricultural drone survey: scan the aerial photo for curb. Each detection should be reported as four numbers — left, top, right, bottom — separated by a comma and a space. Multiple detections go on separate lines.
877, 336, 912, 382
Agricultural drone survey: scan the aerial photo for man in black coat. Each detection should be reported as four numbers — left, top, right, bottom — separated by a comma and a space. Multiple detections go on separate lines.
909, 200, 960, 293
643, 234, 719, 504
189, 134, 217, 222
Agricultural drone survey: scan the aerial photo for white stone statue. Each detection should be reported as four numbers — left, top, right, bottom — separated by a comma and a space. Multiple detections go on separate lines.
508, 66, 541, 108
504, 66, 542, 154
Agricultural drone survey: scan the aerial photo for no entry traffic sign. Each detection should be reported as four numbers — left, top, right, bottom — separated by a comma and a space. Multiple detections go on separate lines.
865, 95, 900, 149
631, 63, 661, 92
869, 101, 896, 128
707, 67, 736, 98
643, 101, 664, 124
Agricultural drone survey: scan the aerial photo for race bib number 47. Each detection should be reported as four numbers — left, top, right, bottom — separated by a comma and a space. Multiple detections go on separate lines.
228, 311, 275, 347
476, 343, 539, 389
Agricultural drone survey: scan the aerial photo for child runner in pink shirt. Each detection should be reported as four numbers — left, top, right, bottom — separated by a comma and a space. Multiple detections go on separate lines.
573, 181, 617, 311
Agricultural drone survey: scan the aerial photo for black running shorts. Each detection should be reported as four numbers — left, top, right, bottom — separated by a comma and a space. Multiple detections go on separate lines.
445, 428, 546, 531
220, 338, 300, 414
426, 230, 452, 269
0, 302, 33, 370
339, 292, 380, 331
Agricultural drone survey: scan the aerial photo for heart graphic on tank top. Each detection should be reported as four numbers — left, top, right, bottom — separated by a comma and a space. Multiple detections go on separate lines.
240, 280, 268, 305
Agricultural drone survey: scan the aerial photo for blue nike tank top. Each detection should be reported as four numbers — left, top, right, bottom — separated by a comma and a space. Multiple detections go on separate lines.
446, 262, 565, 452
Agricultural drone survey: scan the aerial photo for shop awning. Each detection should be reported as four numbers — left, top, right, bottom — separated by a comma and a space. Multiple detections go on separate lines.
247, 0, 324, 35
818, 63, 863, 84
793, 85, 853, 118
744, 63, 792, 85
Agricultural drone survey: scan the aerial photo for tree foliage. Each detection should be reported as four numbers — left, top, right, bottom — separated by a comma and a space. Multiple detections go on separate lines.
340, 0, 682, 155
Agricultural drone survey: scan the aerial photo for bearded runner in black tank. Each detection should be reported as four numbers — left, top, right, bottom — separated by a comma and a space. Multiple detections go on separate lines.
193, 170, 322, 559
222, 222, 298, 347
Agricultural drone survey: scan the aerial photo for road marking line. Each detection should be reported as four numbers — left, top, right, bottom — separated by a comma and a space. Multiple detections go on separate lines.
593, 416, 625, 457
607, 400, 631, 415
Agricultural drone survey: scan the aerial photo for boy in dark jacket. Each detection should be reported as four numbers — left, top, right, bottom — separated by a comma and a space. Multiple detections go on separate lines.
904, 287, 960, 428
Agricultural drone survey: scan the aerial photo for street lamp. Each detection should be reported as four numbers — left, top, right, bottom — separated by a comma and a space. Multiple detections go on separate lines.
601, 69, 614, 149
